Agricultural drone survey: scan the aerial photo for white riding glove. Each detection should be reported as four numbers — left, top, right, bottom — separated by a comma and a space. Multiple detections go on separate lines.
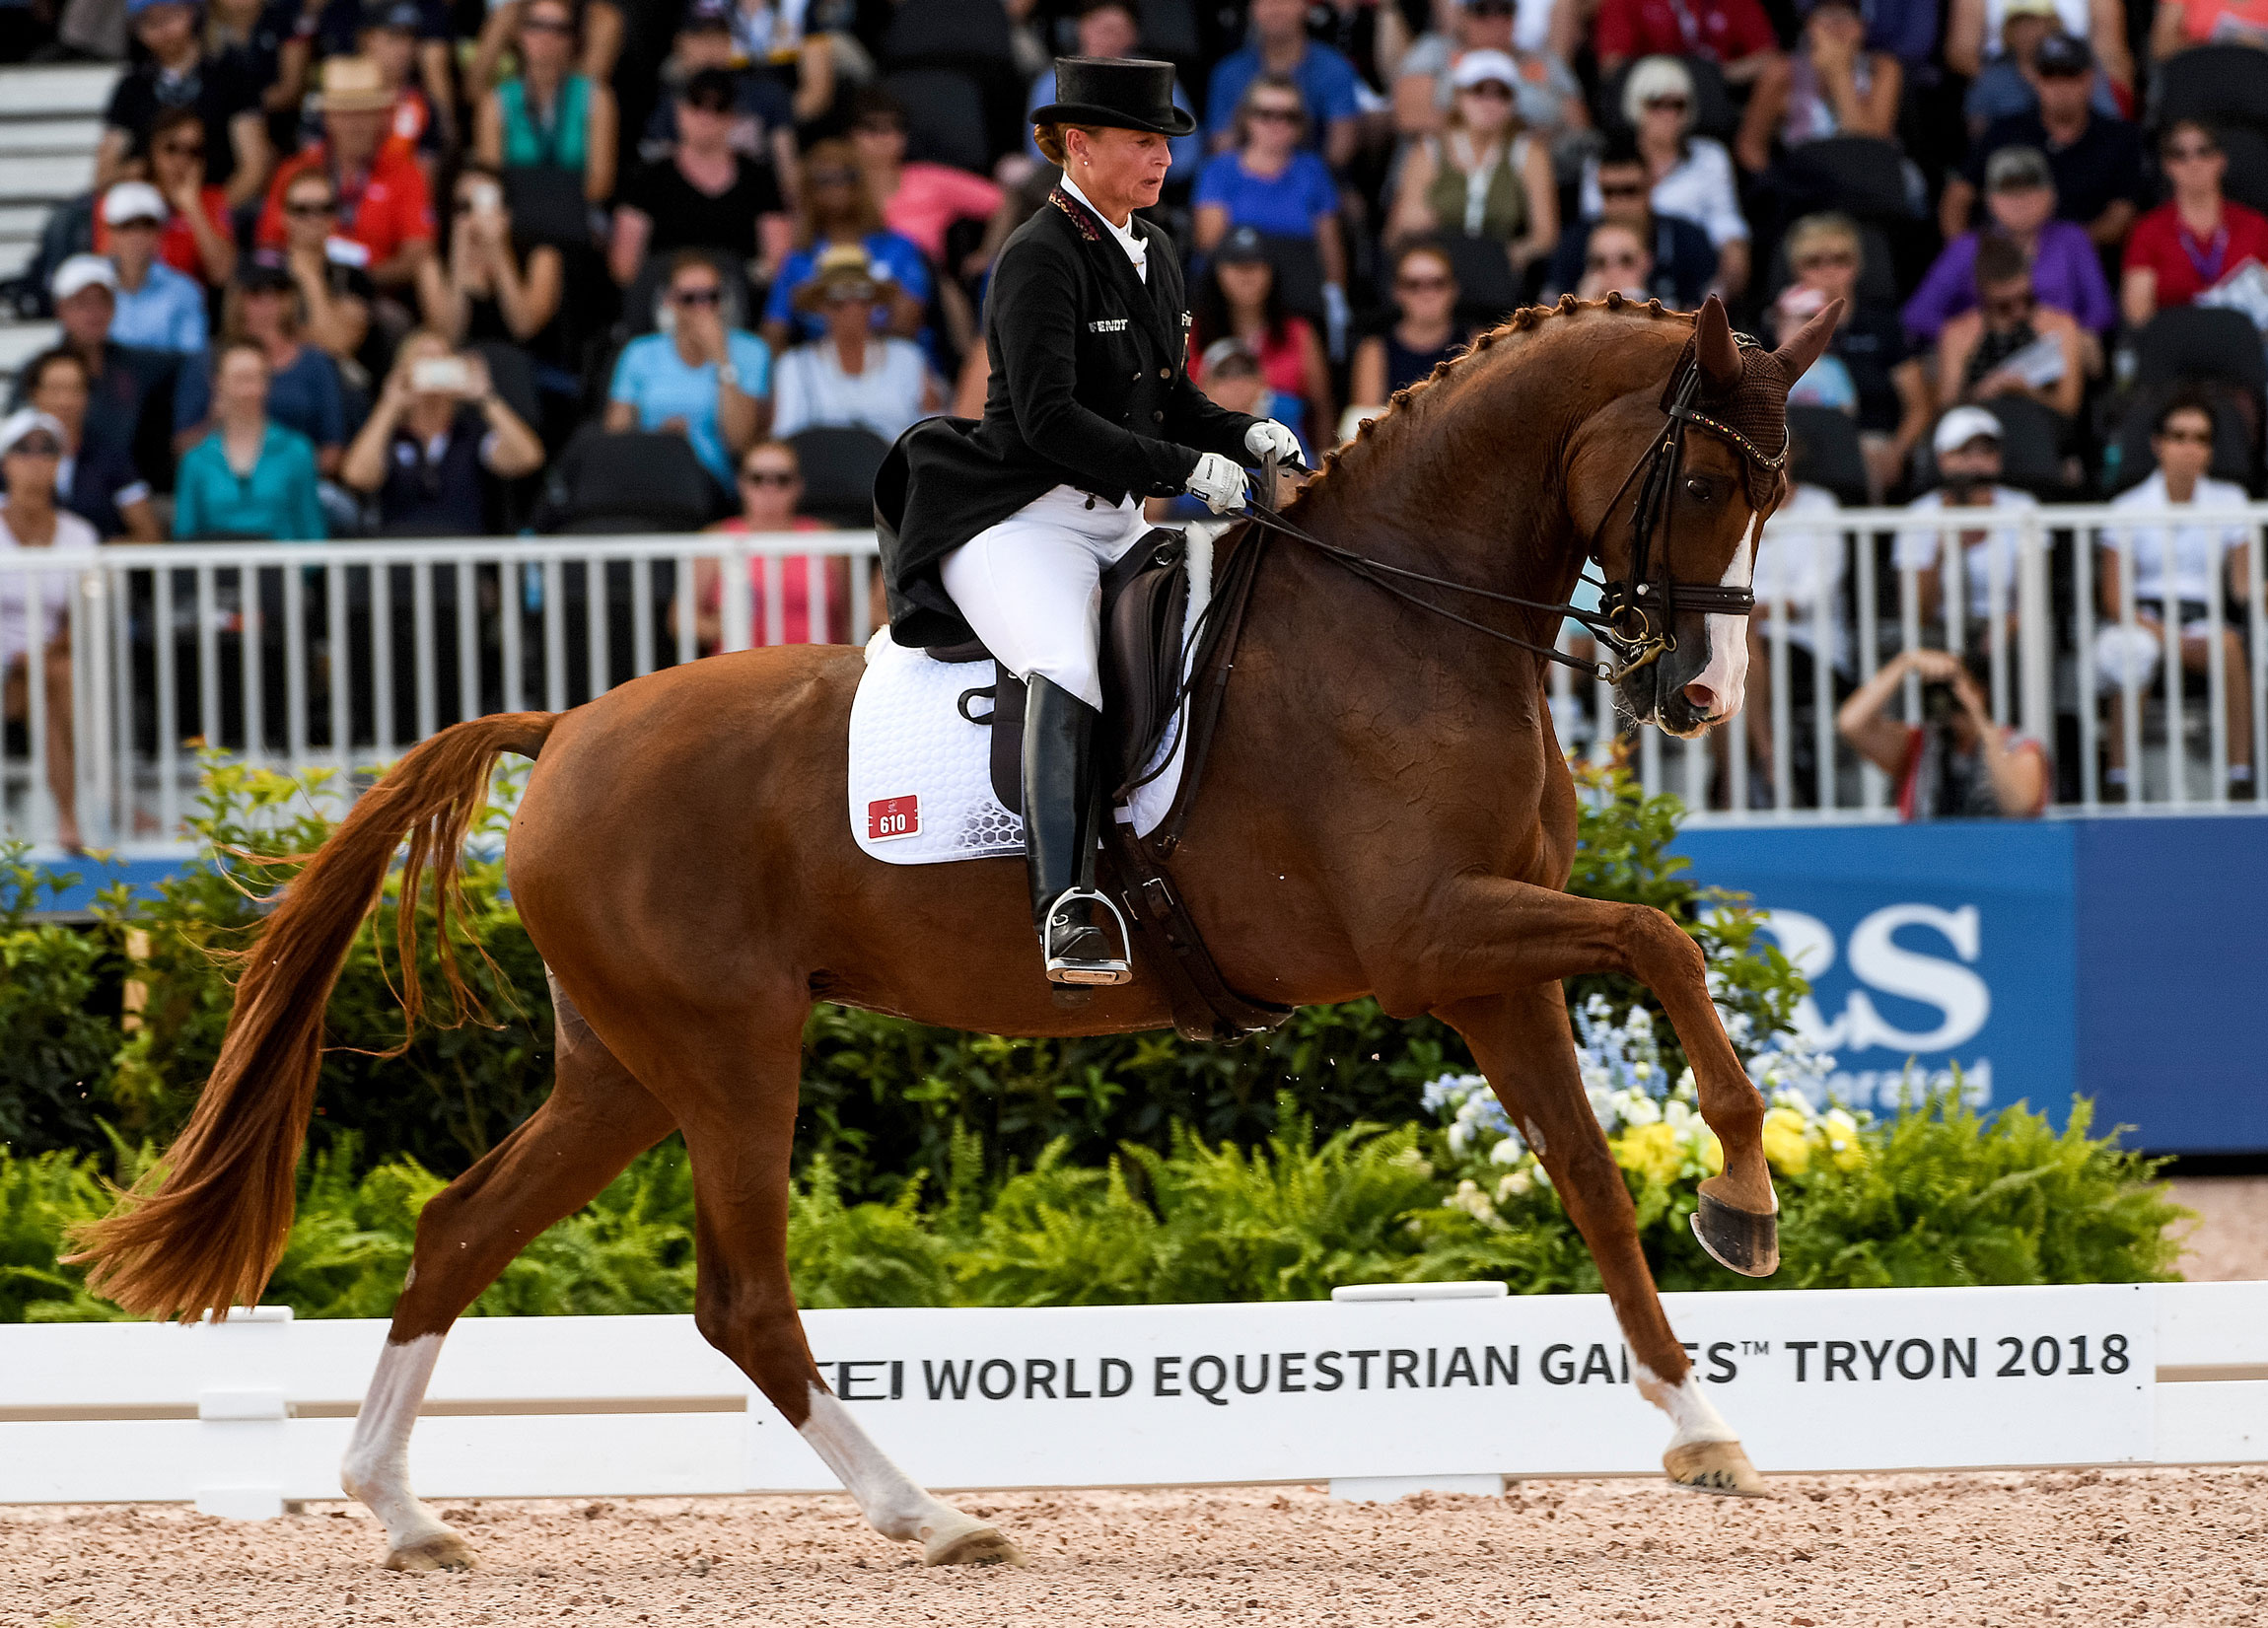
1244, 419, 1305, 467
1185, 451, 1249, 515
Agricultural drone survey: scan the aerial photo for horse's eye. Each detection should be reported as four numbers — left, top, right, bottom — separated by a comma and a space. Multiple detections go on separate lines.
1684, 476, 1713, 502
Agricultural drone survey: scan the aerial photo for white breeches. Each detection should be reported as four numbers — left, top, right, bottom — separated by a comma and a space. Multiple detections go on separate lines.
940, 483, 1151, 709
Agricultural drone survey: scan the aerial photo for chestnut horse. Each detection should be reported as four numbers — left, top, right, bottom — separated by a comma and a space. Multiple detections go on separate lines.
72, 294, 1839, 1571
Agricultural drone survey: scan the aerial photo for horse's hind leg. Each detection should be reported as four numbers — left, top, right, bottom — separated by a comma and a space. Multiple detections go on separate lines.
1444, 986, 1766, 1496
670, 1008, 1021, 1566
340, 976, 676, 1570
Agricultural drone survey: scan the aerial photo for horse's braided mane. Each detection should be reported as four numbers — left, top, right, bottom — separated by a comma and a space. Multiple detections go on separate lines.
1281, 292, 1693, 521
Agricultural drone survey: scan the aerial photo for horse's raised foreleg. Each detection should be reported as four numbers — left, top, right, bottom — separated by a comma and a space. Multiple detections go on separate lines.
675, 1014, 1023, 1568
1441, 985, 1766, 1497
1400, 874, 1776, 1272
341, 981, 676, 1570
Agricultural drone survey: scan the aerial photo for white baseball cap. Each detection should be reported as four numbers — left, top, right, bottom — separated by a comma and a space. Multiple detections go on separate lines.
1451, 49, 1520, 91
50, 252, 118, 302
0, 407, 69, 457
101, 179, 168, 227
1933, 404, 2003, 457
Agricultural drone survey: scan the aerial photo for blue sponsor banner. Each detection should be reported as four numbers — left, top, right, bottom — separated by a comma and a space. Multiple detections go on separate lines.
1676, 821, 2078, 1124
2072, 817, 2268, 1155
1677, 815, 2268, 1154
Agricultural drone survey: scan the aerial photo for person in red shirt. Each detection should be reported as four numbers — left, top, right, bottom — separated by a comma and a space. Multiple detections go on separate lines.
256, 56, 436, 304
2120, 118, 2268, 325
689, 439, 848, 651
1596, 0, 1784, 85
94, 106, 235, 289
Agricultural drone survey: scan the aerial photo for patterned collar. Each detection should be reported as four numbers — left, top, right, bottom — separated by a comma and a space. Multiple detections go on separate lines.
1054, 177, 1148, 275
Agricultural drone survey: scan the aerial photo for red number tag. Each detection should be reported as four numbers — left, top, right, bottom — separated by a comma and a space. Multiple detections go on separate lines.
867, 796, 920, 841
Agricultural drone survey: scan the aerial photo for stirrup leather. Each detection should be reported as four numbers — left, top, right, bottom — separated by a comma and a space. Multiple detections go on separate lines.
1042, 886, 1133, 986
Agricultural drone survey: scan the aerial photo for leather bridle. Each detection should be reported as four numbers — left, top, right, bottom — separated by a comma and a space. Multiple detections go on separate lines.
1234, 344, 1782, 685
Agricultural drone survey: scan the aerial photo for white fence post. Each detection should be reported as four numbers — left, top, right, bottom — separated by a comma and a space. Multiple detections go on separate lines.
193, 1307, 297, 1520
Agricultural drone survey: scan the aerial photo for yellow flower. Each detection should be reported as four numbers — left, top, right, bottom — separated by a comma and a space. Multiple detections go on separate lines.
1696, 1127, 1725, 1176
1613, 1121, 1685, 1185
1760, 1106, 1813, 1175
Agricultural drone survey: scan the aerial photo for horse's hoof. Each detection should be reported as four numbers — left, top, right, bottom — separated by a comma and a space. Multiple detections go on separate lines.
385, 1529, 475, 1572
924, 1522, 1025, 1567
1691, 1190, 1779, 1277
1665, 1439, 1769, 1498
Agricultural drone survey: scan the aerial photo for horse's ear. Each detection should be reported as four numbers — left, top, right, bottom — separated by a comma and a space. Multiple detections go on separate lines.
1773, 298, 1845, 381
1695, 294, 1741, 389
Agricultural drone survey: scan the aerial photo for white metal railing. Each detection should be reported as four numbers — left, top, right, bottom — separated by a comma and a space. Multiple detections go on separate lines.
6, 507, 2267, 851
1549, 501, 2268, 820
0, 531, 883, 851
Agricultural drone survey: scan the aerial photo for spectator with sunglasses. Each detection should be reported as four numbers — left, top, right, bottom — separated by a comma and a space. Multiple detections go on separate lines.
1544, 131, 1714, 305
1774, 213, 1932, 499
473, 0, 617, 210
1595, 0, 1783, 84
605, 249, 771, 492
1385, 51, 1557, 282
686, 439, 846, 654
256, 57, 437, 307
96, 106, 236, 290
97, 0, 271, 212
759, 139, 928, 352
1348, 241, 1468, 429
610, 67, 790, 289
1204, 0, 1364, 170
2120, 120, 2268, 326
1393, 0, 1587, 155
2094, 392, 2255, 801
269, 167, 379, 377
1934, 233, 2087, 421
770, 246, 941, 446
1578, 57, 1749, 295
1195, 76, 1348, 299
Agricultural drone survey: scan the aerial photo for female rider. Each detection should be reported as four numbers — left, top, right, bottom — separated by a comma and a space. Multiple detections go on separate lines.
882, 57, 1300, 986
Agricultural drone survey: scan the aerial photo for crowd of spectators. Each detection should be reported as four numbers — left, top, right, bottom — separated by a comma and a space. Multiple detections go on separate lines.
1, 0, 2265, 814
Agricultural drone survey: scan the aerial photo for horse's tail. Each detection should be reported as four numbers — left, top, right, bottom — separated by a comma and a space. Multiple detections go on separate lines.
65, 711, 559, 1321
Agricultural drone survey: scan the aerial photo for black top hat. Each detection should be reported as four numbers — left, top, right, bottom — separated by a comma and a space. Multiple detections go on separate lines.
1031, 56, 1196, 138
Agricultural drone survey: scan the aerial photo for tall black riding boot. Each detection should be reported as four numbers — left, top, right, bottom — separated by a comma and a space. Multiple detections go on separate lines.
1022, 673, 1131, 986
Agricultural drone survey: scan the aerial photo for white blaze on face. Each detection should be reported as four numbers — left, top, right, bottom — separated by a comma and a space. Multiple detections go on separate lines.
1687, 517, 1757, 721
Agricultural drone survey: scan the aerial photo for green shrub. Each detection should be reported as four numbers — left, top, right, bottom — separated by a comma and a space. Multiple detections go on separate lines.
0, 1086, 2180, 1321
0, 846, 123, 1158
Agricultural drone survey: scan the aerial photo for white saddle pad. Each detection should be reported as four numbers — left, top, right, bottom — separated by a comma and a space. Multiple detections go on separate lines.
846, 529, 1212, 865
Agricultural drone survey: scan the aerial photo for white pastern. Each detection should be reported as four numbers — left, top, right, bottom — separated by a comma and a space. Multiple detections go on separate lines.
1692, 522, 1756, 720
341, 1333, 461, 1558
1634, 1362, 1740, 1449
798, 1383, 994, 1551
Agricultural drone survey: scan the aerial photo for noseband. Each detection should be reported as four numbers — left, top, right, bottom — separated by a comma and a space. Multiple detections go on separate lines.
1234, 341, 1783, 685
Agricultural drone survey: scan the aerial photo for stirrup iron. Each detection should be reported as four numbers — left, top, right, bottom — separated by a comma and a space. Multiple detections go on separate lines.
1043, 886, 1133, 986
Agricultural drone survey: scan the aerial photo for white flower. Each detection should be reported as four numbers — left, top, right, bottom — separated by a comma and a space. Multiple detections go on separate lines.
1497, 1168, 1534, 1200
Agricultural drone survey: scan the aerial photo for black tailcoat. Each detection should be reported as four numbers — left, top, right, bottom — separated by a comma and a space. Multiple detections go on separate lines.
876, 186, 1260, 648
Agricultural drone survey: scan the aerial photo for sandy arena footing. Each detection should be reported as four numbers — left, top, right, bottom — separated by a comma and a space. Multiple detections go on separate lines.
5, 1467, 2264, 1627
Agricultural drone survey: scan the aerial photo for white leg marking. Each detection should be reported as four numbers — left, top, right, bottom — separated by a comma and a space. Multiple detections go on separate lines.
1634, 1363, 1739, 1448
341, 1334, 462, 1560
798, 1384, 994, 1550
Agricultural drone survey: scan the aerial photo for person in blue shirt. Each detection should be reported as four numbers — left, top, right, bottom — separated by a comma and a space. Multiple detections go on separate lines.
1204, 0, 1364, 170
605, 248, 773, 493
1025, 1, 1200, 177
1194, 76, 1348, 299
173, 339, 327, 540
102, 183, 209, 355
173, 263, 348, 479
759, 139, 931, 352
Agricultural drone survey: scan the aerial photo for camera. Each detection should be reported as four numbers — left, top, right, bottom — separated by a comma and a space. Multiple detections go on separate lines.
410, 356, 472, 394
